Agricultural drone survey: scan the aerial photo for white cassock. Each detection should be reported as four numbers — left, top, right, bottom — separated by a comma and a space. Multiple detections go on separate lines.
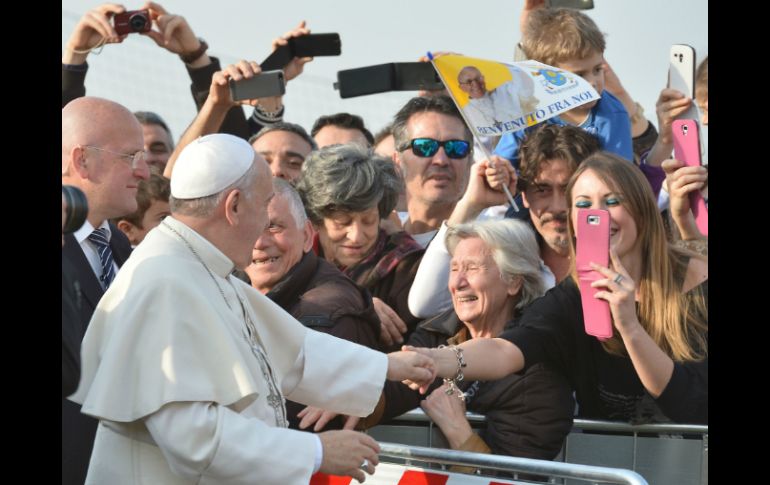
464, 67, 539, 133
70, 217, 387, 485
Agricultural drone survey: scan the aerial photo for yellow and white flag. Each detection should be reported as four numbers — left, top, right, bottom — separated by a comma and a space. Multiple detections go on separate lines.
432, 54, 599, 137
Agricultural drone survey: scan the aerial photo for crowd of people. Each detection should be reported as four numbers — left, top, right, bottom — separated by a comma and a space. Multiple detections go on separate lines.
62, 1, 707, 483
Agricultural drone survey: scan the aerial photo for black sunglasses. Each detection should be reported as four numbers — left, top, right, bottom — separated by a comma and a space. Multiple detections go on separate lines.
399, 138, 471, 159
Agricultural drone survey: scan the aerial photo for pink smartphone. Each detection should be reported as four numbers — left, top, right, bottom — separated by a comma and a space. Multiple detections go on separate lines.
672, 119, 708, 236
576, 209, 613, 341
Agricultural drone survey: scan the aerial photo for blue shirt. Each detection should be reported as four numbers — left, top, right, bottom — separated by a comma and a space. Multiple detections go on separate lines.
494, 91, 633, 169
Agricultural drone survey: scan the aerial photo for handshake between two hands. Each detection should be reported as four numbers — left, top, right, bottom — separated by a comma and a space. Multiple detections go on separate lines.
387, 346, 438, 394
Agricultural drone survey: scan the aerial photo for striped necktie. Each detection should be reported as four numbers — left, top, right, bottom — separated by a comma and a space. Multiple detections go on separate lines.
87, 228, 116, 289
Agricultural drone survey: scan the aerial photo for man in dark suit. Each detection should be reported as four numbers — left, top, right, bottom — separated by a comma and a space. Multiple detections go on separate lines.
61, 96, 149, 485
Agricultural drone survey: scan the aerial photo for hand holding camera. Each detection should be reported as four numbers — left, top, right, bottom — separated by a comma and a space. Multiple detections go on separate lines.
140, 2, 207, 62
113, 10, 151, 36
63, 3, 127, 64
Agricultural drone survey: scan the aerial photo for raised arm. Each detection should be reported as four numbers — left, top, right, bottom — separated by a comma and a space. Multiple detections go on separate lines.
141, 1, 251, 139
164, 60, 261, 178
644, 88, 693, 168
244, 21, 314, 134
404, 338, 524, 393
589, 249, 696, 398
62, 3, 127, 106
408, 158, 515, 318
661, 158, 707, 242
602, 59, 651, 138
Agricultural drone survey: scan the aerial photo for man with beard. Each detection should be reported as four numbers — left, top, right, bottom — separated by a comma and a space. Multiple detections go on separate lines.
408, 124, 600, 318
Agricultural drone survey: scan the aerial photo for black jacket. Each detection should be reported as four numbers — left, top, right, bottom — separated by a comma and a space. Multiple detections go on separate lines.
62, 226, 132, 485
379, 309, 575, 460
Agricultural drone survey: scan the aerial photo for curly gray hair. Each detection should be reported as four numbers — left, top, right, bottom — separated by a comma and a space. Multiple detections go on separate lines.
295, 144, 403, 224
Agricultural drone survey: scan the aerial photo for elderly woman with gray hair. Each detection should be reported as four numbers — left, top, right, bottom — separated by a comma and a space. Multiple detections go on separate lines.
300, 218, 573, 465
296, 144, 424, 350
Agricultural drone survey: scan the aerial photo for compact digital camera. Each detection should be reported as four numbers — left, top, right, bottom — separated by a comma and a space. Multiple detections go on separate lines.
113, 10, 151, 35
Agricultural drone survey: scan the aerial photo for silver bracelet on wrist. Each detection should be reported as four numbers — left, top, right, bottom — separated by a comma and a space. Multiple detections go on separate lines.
438, 344, 467, 401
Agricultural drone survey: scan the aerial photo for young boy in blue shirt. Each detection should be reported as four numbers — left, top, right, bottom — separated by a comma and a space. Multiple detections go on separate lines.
496, 8, 633, 168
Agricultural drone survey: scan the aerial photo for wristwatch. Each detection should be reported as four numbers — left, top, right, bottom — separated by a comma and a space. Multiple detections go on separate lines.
180, 39, 209, 64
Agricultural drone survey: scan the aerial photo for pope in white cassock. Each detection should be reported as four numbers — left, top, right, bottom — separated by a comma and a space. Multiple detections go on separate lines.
70, 134, 435, 484
458, 65, 539, 132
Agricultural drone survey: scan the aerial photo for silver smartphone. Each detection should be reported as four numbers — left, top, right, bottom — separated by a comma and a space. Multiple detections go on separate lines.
228, 70, 286, 101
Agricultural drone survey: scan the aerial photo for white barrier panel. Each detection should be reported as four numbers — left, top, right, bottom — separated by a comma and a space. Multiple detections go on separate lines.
310, 463, 524, 485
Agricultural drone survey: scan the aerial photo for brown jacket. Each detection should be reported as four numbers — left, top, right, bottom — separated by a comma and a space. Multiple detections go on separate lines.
266, 251, 382, 430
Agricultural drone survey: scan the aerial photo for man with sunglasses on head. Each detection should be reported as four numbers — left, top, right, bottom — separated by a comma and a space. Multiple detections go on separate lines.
62, 96, 150, 485
392, 95, 474, 248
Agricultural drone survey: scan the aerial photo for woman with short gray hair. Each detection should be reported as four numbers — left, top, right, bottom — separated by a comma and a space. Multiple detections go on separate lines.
445, 218, 545, 311
296, 144, 424, 350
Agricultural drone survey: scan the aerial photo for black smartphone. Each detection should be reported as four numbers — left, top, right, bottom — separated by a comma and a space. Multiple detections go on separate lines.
546, 0, 594, 8
394, 63, 444, 91
335, 62, 443, 99
228, 70, 286, 101
260, 33, 341, 71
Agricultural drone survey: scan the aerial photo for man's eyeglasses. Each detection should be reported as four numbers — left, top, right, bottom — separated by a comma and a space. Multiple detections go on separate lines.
83, 145, 146, 170
399, 138, 471, 159
458, 76, 484, 87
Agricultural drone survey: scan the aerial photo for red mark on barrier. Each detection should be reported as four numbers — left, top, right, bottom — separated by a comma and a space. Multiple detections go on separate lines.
309, 473, 353, 485
397, 470, 450, 485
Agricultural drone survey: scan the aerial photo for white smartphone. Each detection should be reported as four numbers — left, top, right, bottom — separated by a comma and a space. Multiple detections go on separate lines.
668, 44, 699, 120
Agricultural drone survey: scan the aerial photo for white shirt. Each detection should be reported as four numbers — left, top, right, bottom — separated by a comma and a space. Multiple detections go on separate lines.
411, 229, 439, 249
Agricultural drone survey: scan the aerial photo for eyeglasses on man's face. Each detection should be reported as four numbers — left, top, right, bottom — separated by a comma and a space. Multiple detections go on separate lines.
398, 138, 471, 159
458, 76, 484, 87
83, 145, 146, 170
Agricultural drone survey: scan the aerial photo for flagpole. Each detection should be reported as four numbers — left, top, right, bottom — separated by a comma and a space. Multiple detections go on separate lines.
426, 52, 519, 213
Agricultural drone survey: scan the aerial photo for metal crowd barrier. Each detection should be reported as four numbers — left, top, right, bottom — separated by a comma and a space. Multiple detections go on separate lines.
379, 442, 649, 485
368, 410, 707, 485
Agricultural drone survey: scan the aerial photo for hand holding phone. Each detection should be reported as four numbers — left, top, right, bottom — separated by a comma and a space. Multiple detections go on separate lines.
261, 33, 341, 72
228, 70, 286, 102
672, 120, 708, 236
576, 209, 613, 341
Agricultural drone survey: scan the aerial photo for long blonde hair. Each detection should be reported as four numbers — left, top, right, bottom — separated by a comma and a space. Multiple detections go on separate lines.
566, 153, 707, 362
